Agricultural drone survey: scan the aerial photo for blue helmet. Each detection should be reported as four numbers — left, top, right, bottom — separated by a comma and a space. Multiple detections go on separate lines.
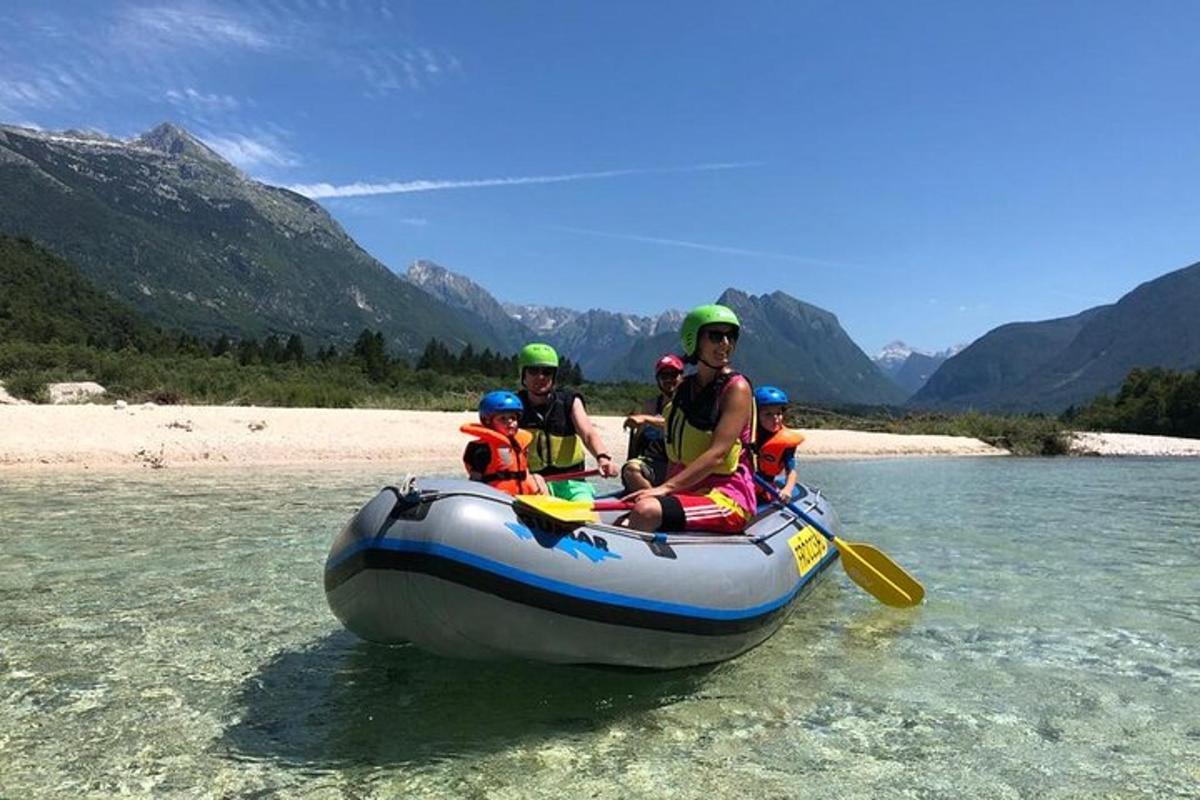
754, 385, 789, 407
479, 390, 523, 419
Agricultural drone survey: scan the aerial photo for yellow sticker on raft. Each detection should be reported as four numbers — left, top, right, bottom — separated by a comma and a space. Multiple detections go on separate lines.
788, 525, 828, 576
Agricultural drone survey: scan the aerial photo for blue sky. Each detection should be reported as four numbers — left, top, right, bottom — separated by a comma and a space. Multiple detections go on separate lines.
3, 1, 1200, 355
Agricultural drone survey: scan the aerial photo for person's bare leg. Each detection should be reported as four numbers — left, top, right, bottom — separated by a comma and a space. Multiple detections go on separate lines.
625, 497, 663, 531
621, 461, 651, 492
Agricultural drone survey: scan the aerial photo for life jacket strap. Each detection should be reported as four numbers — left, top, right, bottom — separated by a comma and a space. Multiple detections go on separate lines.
482, 469, 529, 483
535, 462, 587, 477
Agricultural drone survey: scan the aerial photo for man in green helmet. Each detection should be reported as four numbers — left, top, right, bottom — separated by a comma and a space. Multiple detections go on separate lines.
515, 342, 618, 501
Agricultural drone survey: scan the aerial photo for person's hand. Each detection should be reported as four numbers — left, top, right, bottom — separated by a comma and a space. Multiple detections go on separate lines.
622, 483, 674, 503
623, 414, 647, 432
596, 454, 619, 478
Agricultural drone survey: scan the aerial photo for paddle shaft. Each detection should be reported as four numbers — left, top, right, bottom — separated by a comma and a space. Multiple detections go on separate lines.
753, 474, 923, 608
593, 499, 634, 511
544, 469, 601, 482
752, 474, 841, 546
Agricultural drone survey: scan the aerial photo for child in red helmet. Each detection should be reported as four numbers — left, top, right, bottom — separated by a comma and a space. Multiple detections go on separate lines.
621, 353, 684, 491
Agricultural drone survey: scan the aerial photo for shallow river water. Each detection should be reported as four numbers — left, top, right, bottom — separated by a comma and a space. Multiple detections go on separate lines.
2, 458, 1198, 798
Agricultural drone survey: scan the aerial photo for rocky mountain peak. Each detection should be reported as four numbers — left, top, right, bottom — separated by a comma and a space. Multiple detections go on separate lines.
652, 308, 685, 335
135, 122, 230, 167
405, 259, 491, 300
875, 340, 917, 367
503, 303, 579, 333
407, 259, 450, 281
404, 260, 534, 352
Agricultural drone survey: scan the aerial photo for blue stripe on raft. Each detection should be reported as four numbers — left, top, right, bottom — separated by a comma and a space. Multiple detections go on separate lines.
326, 535, 836, 622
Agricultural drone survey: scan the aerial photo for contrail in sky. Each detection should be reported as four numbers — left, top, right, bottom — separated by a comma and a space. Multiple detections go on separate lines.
553, 225, 854, 268
285, 161, 760, 199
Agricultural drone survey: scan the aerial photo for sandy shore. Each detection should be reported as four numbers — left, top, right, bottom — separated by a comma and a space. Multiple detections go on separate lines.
1068, 431, 1200, 457
0, 404, 1013, 472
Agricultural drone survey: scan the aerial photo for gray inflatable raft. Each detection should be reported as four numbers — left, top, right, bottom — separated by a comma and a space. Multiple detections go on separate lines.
324, 477, 841, 669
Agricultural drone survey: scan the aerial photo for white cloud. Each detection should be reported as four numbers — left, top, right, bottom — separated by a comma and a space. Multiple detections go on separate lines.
398, 217, 428, 226
198, 130, 299, 169
4, 3, 454, 118
285, 161, 760, 199
0, 78, 62, 109
115, 5, 275, 52
166, 87, 241, 113
351, 47, 461, 94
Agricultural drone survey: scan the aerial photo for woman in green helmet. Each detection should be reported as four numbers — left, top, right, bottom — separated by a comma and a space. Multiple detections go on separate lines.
621, 304, 757, 534
516, 342, 618, 501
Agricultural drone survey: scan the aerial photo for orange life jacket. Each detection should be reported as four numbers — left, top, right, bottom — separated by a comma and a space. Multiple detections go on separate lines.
756, 428, 805, 479
460, 423, 540, 496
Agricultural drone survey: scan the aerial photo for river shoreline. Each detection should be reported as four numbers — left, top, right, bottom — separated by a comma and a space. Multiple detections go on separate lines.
3, 404, 1196, 472
0, 404, 1012, 472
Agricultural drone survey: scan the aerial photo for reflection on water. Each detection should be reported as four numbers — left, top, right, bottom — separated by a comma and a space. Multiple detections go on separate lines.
2, 460, 1198, 797
221, 632, 713, 770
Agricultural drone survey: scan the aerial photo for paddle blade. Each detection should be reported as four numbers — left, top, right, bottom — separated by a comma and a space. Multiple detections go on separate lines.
512, 494, 598, 524
833, 536, 925, 608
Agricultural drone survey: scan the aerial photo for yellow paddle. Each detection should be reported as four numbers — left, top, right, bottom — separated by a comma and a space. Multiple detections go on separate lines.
754, 475, 924, 608
512, 495, 635, 524
512, 494, 600, 524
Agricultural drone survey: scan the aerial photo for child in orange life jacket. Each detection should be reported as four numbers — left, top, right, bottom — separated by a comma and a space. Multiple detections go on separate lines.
461, 390, 548, 497
753, 386, 805, 504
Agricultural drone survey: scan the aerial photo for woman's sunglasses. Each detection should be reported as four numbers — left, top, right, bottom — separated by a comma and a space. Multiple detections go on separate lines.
525, 366, 556, 377
703, 327, 739, 344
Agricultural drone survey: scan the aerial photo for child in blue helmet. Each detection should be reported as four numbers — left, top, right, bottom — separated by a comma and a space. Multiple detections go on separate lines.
461, 391, 548, 496
753, 385, 805, 504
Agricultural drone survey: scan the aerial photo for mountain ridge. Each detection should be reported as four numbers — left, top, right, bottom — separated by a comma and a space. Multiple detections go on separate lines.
397, 260, 903, 403
910, 260, 1200, 411
11, 121, 1195, 411
0, 121, 488, 356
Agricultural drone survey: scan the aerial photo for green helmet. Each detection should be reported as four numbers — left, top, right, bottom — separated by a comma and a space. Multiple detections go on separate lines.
517, 342, 559, 377
680, 304, 740, 357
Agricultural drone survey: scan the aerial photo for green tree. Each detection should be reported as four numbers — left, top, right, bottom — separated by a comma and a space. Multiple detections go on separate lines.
237, 338, 261, 366
353, 329, 389, 382
285, 334, 306, 365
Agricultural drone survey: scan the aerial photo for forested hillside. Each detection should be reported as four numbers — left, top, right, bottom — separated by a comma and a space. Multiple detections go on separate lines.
0, 123, 487, 356
0, 234, 163, 349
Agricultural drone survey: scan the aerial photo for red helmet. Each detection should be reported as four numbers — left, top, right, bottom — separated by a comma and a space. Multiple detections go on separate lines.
654, 353, 684, 375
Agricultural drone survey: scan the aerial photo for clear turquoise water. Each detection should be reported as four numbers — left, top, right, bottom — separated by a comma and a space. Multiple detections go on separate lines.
2, 458, 1198, 798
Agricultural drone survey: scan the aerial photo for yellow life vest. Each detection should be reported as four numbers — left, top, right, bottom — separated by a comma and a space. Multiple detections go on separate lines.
518, 388, 586, 475
664, 371, 753, 475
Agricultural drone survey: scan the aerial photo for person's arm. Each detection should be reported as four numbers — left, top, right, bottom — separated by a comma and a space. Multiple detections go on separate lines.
625, 377, 751, 499
779, 450, 799, 499
463, 441, 490, 481
571, 396, 618, 477
622, 413, 665, 431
